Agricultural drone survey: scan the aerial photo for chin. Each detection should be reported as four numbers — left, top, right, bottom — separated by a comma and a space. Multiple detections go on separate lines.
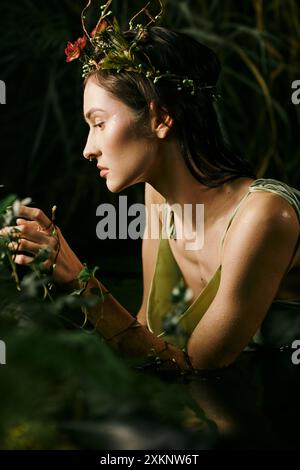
106, 175, 138, 193
106, 179, 129, 193
105, 182, 120, 193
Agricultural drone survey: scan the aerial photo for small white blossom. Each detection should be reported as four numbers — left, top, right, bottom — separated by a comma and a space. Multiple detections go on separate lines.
184, 287, 194, 303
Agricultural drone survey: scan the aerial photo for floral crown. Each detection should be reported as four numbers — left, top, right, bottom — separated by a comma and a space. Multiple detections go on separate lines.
64, 0, 220, 100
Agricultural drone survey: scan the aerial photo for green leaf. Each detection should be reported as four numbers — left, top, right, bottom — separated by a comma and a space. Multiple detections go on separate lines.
0, 195, 17, 216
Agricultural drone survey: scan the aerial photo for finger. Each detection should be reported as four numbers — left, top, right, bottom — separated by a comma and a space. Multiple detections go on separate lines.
16, 206, 52, 231
0, 226, 22, 238
13, 254, 35, 265
13, 252, 55, 270
16, 217, 56, 237
14, 225, 57, 246
16, 219, 42, 233
8, 239, 44, 256
16, 219, 49, 235
16, 218, 35, 226
12, 254, 52, 269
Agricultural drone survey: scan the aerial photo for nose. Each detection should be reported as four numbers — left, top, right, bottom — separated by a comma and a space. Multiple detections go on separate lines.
83, 131, 101, 161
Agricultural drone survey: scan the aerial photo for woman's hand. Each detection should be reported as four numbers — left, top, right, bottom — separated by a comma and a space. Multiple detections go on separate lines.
1, 205, 84, 285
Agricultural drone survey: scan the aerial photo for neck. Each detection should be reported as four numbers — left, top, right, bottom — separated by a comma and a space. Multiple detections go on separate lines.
145, 139, 255, 241
147, 139, 235, 227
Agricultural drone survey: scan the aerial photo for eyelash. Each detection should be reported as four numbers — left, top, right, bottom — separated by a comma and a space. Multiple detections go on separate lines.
93, 122, 104, 129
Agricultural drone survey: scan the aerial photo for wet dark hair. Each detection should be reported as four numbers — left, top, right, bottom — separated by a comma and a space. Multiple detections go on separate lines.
85, 26, 256, 187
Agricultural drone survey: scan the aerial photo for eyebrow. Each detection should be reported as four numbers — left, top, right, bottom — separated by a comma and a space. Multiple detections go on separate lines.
84, 107, 106, 122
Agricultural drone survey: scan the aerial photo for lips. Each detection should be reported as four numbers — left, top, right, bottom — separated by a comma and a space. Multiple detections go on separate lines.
97, 165, 109, 171
96, 165, 109, 177
98, 168, 109, 178
100, 169, 109, 177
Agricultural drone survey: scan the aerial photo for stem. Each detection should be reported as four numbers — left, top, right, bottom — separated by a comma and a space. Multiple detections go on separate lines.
31, 263, 54, 303
7, 249, 21, 291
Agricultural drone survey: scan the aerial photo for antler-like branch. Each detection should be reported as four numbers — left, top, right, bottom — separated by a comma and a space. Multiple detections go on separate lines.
94, 0, 113, 32
81, 0, 113, 42
145, 0, 165, 28
129, 0, 165, 30
129, 1, 151, 30
81, 0, 93, 41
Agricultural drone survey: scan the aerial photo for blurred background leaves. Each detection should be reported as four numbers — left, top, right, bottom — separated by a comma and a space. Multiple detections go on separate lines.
0, 317, 216, 449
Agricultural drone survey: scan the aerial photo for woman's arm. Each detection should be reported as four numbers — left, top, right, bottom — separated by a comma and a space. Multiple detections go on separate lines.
6, 201, 195, 374
78, 276, 194, 373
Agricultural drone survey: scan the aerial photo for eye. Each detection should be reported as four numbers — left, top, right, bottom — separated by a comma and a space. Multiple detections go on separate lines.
94, 122, 105, 129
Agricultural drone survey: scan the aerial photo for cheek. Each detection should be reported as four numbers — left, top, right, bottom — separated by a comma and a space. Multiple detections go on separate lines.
106, 121, 149, 160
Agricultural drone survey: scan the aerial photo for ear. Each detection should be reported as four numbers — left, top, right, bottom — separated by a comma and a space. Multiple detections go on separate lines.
149, 101, 174, 139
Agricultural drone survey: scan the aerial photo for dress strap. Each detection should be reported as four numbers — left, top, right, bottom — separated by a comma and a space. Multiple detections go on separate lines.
249, 178, 300, 221
219, 189, 253, 264
161, 201, 177, 240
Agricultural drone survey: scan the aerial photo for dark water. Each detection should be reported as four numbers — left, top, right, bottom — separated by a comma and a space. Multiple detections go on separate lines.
185, 349, 300, 449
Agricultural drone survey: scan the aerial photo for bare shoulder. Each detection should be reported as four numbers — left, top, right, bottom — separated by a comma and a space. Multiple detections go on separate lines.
244, 189, 299, 223
219, 189, 300, 302
223, 190, 300, 258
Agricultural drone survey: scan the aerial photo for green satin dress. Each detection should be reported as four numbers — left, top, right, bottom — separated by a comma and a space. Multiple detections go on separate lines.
146, 178, 300, 350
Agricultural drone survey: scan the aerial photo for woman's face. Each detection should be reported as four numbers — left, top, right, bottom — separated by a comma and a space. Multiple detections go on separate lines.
83, 76, 159, 193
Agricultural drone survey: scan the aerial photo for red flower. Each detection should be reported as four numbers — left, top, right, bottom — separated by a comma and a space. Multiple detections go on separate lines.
91, 20, 108, 38
64, 35, 87, 62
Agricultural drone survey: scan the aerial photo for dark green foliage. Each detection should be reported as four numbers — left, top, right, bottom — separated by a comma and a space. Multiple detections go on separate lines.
0, 264, 216, 449
0, 325, 217, 449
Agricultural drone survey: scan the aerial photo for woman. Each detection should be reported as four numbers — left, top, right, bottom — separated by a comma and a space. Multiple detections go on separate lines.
6, 6, 300, 373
